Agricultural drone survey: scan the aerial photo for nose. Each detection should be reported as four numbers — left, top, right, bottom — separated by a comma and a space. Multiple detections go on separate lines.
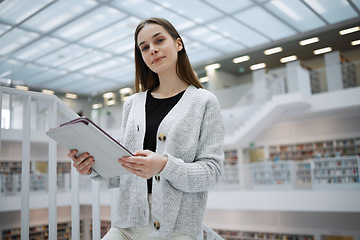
150, 45, 158, 54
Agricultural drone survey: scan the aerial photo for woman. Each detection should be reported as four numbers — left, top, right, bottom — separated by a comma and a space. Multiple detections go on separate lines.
68, 17, 225, 240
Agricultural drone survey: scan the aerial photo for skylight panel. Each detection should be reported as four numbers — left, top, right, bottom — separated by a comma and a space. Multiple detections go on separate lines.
22, 0, 98, 33
77, 81, 122, 95
202, 0, 253, 13
234, 6, 296, 40
188, 48, 222, 64
264, 0, 325, 32
0, 28, 39, 55
0, 0, 54, 25
25, 69, 67, 85
80, 16, 140, 48
0, 59, 25, 76
44, 73, 85, 89
81, 57, 129, 75
110, 0, 195, 32
59, 50, 112, 71
161, 0, 222, 23
183, 26, 244, 53
98, 64, 134, 80
12, 37, 67, 61
303, 0, 358, 24
0, 23, 11, 35
52, 6, 126, 41
36, 44, 91, 67
209, 17, 268, 47
103, 37, 134, 55
7, 63, 44, 81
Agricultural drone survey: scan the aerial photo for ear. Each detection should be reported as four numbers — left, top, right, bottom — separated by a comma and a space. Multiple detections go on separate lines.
176, 38, 183, 52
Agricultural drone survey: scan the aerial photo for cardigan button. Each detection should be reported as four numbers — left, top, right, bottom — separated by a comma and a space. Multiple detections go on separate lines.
158, 133, 166, 142
155, 176, 160, 182
154, 221, 160, 230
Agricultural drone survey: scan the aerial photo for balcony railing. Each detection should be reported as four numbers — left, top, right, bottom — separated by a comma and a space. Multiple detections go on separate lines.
217, 156, 360, 191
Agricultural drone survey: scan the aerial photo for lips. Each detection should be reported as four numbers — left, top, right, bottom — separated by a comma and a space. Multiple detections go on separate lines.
152, 56, 165, 64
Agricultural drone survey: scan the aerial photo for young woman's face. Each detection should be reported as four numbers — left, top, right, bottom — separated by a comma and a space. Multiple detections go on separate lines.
137, 23, 183, 75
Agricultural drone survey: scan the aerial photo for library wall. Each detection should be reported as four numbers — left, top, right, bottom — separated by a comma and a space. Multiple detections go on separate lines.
204, 210, 360, 240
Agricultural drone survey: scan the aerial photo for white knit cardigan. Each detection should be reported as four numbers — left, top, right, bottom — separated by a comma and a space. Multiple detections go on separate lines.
91, 85, 225, 238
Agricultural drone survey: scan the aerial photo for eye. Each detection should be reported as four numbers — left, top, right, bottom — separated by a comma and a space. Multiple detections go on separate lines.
141, 46, 149, 52
157, 38, 164, 44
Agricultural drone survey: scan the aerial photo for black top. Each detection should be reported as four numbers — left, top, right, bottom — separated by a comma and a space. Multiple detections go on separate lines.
144, 89, 185, 193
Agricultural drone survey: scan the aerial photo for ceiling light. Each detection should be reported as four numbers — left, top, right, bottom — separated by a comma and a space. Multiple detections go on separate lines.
42, 89, 54, 95
351, 40, 360, 46
299, 37, 319, 46
15, 85, 29, 91
339, 26, 360, 35
280, 55, 298, 63
65, 93, 77, 99
106, 99, 116, 106
92, 103, 103, 109
233, 55, 250, 64
250, 63, 266, 71
199, 77, 209, 83
205, 63, 221, 71
103, 92, 115, 99
119, 87, 133, 94
264, 47, 283, 55
314, 47, 332, 55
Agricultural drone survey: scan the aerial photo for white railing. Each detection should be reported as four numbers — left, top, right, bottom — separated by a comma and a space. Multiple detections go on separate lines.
342, 60, 360, 89
0, 86, 101, 240
310, 67, 328, 94
216, 156, 360, 191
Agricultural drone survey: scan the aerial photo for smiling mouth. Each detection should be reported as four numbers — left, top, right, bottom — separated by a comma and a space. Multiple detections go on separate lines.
152, 57, 164, 64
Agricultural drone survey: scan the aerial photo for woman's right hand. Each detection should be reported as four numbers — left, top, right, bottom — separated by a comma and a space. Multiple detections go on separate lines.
68, 149, 95, 175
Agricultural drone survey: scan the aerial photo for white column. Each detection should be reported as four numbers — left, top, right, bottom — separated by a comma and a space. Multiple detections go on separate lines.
324, 50, 343, 91
71, 167, 80, 239
48, 99, 58, 239
252, 69, 266, 102
92, 180, 101, 240
21, 94, 31, 240
206, 69, 222, 93
286, 60, 311, 95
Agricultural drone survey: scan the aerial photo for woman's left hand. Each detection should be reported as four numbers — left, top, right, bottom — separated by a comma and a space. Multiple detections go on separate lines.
118, 150, 168, 179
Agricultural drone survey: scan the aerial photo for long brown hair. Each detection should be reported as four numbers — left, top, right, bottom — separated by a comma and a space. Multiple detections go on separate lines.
134, 17, 203, 92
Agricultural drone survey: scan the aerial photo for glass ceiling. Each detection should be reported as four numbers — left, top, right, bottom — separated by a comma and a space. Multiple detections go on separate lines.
0, 0, 359, 96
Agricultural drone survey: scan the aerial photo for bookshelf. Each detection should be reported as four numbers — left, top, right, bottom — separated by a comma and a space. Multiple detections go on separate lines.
251, 161, 295, 190
269, 137, 360, 161
312, 156, 360, 190
213, 229, 314, 240
294, 160, 312, 189
1, 221, 78, 240
222, 150, 239, 185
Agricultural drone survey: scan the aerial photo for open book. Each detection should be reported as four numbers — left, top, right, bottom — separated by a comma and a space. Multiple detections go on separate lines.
46, 117, 132, 178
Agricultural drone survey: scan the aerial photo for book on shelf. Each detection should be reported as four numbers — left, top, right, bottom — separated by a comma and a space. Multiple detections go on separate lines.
46, 117, 132, 178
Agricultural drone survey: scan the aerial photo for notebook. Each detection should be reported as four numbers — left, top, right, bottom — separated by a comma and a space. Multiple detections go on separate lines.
46, 117, 132, 178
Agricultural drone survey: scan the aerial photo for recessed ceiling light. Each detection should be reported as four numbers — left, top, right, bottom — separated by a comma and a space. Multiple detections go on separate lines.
339, 26, 360, 35
65, 93, 77, 99
280, 55, 297, 63
205, 63, 221, 71
103, 92, 115, 99
199, 77, 209, 83
264, 47, 282, 55
314, 47, 332, 55
119, 87, 133, 94
351, 40, 360, 46
15, 85, 29, 91
233, 55, 250, 64
250, 63, 266, 70
299, 37, 319, 46
42, 89, 54, 95
92, 103, 103, 109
